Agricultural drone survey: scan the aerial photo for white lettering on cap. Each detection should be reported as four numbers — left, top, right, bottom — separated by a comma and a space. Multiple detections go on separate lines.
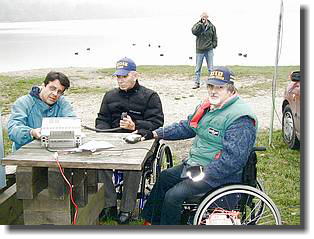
116, 61, 128, 69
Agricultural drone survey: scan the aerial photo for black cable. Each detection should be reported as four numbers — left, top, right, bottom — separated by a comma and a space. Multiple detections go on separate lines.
82, 125, 122, 132
45, 147, 58, 152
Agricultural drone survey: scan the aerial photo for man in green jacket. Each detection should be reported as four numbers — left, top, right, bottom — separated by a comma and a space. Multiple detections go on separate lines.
139, 67, 257, 225
191, 12, 217, 89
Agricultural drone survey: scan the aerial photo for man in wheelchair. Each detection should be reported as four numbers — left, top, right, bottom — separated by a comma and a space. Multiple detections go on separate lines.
138, 66, 257, 225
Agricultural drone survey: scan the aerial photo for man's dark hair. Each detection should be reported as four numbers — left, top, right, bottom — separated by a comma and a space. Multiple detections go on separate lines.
44, 71, 70, 90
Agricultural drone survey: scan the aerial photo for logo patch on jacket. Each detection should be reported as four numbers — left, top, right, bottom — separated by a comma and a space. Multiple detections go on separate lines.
129, 110, 142, 115
208, 127, 220, 136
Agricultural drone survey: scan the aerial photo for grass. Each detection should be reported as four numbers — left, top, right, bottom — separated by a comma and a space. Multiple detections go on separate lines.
235, 65, 300, 97
99, 65, 300, 79
255, 130, 301, 225
0, 75, 43, 114
68, 86, 105, 95
229, 65, 299, 80
1, 65, 301, 226
99, 65, 195, 76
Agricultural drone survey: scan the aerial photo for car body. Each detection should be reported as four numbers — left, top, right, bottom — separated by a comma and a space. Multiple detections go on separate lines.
282, 70, 300, 149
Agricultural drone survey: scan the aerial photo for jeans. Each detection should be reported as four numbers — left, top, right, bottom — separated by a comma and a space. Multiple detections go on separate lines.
141, 164, 213, 225
194, 49, 214, 84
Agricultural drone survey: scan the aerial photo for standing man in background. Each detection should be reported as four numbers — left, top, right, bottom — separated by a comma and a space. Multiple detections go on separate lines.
192, 12, 217, 89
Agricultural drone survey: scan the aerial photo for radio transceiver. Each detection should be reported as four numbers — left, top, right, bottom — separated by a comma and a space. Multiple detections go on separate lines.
41, 117, 82, 148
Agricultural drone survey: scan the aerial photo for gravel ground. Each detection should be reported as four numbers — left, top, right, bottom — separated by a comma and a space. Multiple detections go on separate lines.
2, 67, 284, 161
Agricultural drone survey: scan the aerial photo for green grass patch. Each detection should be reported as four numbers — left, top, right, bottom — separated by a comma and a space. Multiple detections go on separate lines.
229, 65, 299, 80
2, 129, 12, 156
98, 65, 300, 79
0, 75, 43, 114
68, 86, 106, 95
256, 130, 301, 225
98, 65, 195, 76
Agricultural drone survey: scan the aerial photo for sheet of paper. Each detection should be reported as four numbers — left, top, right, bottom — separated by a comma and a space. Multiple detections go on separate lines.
78, 140, 115, 152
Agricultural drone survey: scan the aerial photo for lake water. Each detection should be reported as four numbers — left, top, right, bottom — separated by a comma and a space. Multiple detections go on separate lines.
0, 12, 300, 73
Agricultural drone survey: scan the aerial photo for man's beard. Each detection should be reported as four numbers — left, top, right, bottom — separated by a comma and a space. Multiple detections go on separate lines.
209, 96, 220, 106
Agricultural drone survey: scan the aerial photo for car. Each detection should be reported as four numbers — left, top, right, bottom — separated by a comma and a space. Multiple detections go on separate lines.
282, 70, 300, 149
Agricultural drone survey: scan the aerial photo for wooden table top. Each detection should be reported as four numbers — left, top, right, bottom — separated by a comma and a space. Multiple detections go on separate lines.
1, 132, 156, 170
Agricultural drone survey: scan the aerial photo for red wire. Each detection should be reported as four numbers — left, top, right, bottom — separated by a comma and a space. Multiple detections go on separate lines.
54, 153, 79, 225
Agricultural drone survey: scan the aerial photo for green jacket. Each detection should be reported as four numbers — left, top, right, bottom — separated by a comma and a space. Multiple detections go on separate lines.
192, 20, 217, 53
187, 96, 257, 166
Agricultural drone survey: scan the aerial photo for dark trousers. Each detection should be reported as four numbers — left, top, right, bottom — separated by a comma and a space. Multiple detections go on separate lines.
141, 163, 213, 225
99, 169, 142, 212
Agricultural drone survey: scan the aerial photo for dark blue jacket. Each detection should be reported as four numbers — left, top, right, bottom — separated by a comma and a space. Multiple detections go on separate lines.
155, 116, 256, 187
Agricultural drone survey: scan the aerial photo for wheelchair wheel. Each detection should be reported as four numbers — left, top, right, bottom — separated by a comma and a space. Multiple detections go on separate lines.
139, 143, 173, 212
193, 184, 281, 225
256, 178, 265, 192
254, 179, 266, 223
152, 143, 173, 183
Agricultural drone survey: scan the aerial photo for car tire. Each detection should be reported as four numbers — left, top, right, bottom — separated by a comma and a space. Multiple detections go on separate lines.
282, 104, 300, 149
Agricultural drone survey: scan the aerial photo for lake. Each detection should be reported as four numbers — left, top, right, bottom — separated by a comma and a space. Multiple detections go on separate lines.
0, 12, 300, 73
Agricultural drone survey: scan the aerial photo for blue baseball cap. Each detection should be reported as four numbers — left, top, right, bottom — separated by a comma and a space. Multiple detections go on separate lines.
205, 66, 235, 85
112, 57, 136, 76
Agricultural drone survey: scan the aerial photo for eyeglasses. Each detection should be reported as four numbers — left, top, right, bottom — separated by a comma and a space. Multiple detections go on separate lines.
48, 85, 64, 96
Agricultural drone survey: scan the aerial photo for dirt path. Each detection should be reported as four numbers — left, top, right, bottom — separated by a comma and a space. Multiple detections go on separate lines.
3, 67, 284, 161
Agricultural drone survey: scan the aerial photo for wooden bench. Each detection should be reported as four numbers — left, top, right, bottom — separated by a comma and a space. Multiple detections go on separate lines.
1, 110, 23, 224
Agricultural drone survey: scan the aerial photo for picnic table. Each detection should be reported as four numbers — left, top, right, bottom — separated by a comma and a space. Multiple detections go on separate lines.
1, 131, 156, 225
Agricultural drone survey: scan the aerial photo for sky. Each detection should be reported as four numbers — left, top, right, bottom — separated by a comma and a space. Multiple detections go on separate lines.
0, 0, 210, 22
0, 0, 301, 22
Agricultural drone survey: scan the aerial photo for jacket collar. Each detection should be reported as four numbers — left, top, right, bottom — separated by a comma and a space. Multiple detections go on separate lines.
29, 86, 41, 99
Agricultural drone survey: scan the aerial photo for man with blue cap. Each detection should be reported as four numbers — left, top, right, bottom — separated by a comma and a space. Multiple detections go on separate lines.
95, 57, 164, 224
139, 66, 257, 225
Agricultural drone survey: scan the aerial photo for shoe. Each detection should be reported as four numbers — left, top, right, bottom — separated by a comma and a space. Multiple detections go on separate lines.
143, 220, 152, 226
192, 83, 200, 89
99, 206, 117, 221
118, 211, 132, 224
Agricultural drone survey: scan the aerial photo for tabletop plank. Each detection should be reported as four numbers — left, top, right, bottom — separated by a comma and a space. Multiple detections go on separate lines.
2, 132, 157, 170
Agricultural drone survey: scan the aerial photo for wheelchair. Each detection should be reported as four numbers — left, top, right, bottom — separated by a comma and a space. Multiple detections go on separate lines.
114, 141, 282, 225
180, 147, 282, 225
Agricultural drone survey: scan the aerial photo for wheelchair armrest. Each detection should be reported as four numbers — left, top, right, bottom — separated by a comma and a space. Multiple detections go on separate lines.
251, 146, 266, 152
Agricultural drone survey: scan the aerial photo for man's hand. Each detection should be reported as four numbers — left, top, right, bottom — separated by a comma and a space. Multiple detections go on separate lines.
120, 115, 135, 130
30, 128, 41, 139
135, 129, 154, 140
